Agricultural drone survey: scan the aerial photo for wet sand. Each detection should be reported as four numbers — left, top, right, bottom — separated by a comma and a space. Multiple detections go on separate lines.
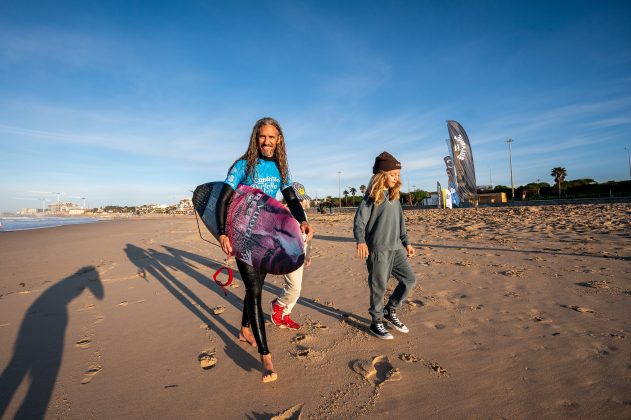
0, 205, 630, 418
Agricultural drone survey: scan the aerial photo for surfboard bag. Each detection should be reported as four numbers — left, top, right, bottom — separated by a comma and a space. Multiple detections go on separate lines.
192, 182, 305, 275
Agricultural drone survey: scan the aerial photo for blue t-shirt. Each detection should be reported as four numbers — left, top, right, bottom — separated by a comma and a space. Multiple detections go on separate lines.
224, 158, 292, 198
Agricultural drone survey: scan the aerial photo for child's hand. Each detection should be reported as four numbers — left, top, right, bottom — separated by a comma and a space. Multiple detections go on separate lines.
305, 257, 311, 268
357, 243, 369, 259
406, 245, 415, 257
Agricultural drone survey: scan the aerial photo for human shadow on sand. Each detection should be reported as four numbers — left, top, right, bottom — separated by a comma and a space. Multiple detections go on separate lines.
0, 266, 103, 419
161, 245, 371, 330
124, 244, 259, 373
159, 245, 245, 312
313, 234, 355, 243
414, 242, 631, 261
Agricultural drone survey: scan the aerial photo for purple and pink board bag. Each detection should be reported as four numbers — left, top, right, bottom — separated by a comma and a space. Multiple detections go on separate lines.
192, 182, 305, 275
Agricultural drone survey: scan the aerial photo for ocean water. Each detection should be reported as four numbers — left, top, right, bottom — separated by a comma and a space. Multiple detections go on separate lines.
0, 217, 101, 232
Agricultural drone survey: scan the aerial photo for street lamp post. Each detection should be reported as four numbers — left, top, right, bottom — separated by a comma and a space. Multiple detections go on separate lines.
505, 138, 515, 201
625, 146, 631, 179
337, 171, 342, 208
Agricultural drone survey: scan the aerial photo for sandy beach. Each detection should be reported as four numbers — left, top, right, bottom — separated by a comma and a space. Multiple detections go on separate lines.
0, 204, 630, 419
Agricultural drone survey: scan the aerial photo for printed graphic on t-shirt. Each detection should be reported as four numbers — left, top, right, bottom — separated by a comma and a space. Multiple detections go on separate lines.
225, 159, 291, 198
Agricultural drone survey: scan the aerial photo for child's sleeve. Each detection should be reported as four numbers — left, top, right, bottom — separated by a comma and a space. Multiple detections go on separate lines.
399, 203, 410, 247
353, 196, 372, 244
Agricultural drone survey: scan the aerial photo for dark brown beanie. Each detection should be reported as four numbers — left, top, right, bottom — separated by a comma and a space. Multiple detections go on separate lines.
373, 151, 401, 174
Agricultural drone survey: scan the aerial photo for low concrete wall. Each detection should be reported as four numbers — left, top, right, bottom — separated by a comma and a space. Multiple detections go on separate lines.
308, 197, 631, 215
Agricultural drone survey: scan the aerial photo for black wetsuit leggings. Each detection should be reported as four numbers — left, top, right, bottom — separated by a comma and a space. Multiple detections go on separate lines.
236, 259, 269, 355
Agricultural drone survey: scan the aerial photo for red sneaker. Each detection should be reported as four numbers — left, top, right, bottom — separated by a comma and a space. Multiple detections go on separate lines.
270, 299, 284, 327
282, 314, 301, 330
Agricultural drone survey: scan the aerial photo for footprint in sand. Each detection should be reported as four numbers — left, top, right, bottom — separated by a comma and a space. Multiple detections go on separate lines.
399, 353, 421, 363
351, 355, 402, 385
94, 315, 105, 324
427, 360, 447, 376
455, 261, 474, 267
576, 280, 610, 289
291, 334, 310, 344
198, 348, 217, 370
406, 299, 424, 308
561, 304, 594, 314
295, 348, 312, 359
76, 338, 91, 349
500, 269, 524, 277
532, 315, 552, 323
306, 320, 328, 329
212, 306, 225, 315
117, 301, 128, 307
271, 403, 304, 420
81, 365, 102, 384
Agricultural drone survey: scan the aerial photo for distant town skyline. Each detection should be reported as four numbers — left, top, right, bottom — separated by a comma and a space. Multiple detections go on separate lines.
1, 1, 630, 212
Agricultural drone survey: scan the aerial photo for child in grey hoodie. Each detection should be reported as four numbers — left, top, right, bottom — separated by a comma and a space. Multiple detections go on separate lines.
353, 152, 417, 340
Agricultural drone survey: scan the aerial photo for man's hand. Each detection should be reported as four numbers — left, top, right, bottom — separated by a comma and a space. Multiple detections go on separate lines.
406, 244, 415, 258
219, 234, 232, 256
301, 221, 314, 242
357, 243, 369, 259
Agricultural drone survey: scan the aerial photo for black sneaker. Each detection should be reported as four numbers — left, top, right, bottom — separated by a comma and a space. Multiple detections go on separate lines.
369, 322, 394, 340
383, 306, 409, 333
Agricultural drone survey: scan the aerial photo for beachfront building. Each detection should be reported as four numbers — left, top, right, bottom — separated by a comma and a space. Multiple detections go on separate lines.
48, 202, 83, 214
478, 192, 507, 205
422, 193, 439, 207
19, 208, 40, 214
171, 198, 194, 215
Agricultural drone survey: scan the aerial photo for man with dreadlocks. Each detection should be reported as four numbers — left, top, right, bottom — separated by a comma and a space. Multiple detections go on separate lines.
215, 117, 314, 383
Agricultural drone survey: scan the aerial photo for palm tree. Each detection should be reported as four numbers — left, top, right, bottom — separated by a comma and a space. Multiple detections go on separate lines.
343, 190, 349, 206
359, 184, 366, 195
349, 187, 357, 206
550, 167, 567, 198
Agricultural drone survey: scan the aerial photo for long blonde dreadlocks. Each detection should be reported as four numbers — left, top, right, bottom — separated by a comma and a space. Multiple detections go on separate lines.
227, 117, 290, 185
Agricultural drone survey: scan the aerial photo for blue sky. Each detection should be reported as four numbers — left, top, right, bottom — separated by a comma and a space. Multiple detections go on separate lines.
1, 0, 630, 211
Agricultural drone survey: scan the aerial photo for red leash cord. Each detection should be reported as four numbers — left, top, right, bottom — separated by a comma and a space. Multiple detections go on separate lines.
193, 199, 237, 296
212, 190, 246, 296
212, 266, 233, 296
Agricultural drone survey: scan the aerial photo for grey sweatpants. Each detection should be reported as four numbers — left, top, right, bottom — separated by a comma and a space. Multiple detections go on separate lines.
366, 248, 417, 323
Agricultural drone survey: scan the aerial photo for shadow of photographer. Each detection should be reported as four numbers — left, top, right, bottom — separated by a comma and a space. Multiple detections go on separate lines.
0, 266, 103, 419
